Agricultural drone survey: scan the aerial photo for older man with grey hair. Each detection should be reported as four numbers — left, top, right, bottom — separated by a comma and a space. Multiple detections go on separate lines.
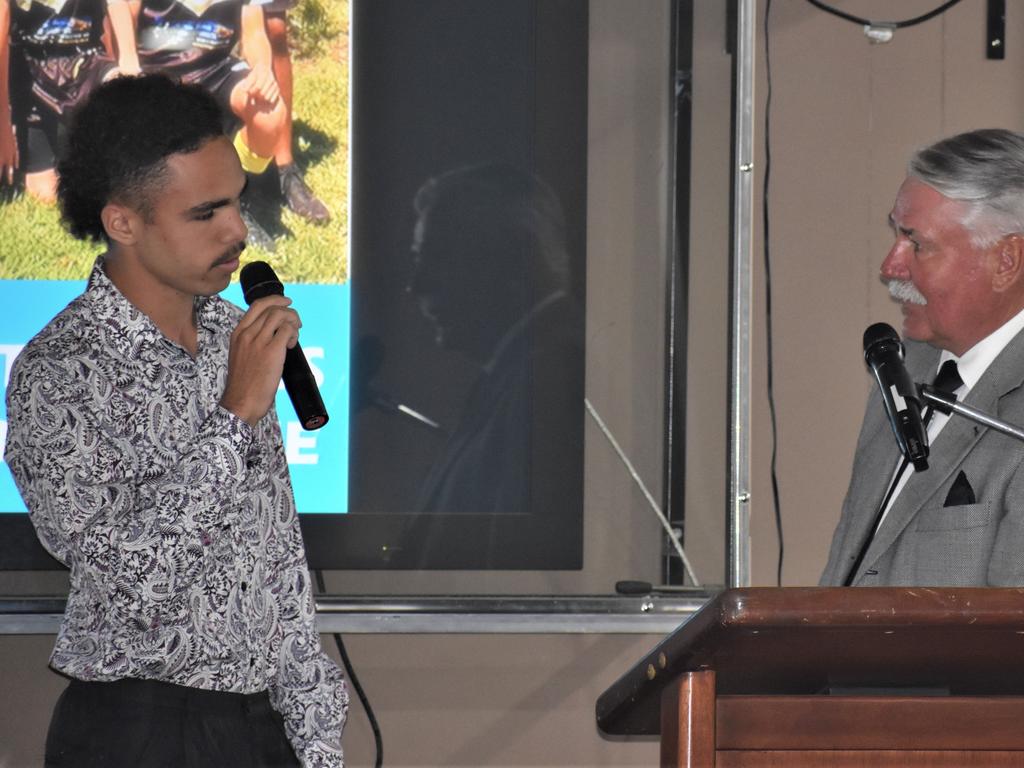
822, 128, 1024, 587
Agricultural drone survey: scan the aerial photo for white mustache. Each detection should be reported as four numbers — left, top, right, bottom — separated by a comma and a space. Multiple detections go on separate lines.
887, 279, 927, 306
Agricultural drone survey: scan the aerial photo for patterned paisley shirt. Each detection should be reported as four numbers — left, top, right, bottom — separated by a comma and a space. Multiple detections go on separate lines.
4, 258, 347, 767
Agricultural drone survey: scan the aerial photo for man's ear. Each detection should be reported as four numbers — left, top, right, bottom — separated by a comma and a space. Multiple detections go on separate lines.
992, 233, 1024, 293
100, 202, 142, 247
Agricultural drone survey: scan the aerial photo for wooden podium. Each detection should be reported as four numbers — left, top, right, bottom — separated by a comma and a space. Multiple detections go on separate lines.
596, 588, 1024, 767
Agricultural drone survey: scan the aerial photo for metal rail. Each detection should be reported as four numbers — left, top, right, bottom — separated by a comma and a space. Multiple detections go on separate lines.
0, 594, 713, 635
728, 0, 756, 588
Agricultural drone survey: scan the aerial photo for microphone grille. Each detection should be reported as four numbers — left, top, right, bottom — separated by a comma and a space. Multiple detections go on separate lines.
863, 322, 899, 351
240, 261, 283, 304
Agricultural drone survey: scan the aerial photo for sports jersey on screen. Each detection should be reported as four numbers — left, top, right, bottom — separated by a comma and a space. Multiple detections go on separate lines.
136, 0, 268, 80
10, 0, 107, 56
9, 0, 112, 115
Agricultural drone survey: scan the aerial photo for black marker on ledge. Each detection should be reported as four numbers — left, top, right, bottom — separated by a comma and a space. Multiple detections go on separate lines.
240, 261, 329, 431
614, 580, 703, 596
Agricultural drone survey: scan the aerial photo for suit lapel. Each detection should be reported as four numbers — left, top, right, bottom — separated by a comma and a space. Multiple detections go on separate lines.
859, 329, 1024, 576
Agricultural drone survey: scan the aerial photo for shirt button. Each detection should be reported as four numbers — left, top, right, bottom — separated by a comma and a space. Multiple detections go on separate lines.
241, 582, 248, 591
200, 532, 212, 546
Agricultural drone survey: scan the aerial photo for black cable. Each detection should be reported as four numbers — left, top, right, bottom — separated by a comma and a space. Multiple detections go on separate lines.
314, 570, 383, 768
843, 457, 908, 585
762, 0, 783, 587
804, 0, 965, 29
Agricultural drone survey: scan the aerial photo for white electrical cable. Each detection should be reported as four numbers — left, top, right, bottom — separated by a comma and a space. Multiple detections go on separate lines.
585, 398, 701, 587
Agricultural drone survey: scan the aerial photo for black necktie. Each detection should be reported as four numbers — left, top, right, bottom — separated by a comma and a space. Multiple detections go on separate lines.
843, 360, 964, 585
923, 359, 964, 423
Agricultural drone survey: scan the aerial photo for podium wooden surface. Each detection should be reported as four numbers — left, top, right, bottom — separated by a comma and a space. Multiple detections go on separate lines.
596, 588, 1024, 767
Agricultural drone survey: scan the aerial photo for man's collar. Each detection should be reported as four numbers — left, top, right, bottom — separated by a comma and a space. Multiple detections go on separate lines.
938, 305, 1024, 392
84, 256, 233, 357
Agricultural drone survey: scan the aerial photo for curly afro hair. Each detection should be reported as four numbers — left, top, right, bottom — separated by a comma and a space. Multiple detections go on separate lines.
57, 74, 227, 243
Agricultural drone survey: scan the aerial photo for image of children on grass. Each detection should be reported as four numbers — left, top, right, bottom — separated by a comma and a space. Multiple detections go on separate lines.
0, 0, 348, 284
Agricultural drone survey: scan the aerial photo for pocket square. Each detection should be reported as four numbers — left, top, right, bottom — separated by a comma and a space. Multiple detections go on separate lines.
943, 470, 976, 507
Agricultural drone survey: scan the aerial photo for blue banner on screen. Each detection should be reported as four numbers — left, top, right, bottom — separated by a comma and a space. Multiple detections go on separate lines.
0, 278, 349, 514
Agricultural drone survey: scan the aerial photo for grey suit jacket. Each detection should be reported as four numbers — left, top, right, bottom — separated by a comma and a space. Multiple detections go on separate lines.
821, 328, 1024, 586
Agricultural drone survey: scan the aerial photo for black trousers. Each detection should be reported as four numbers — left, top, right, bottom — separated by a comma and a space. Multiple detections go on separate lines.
45, 678, 300, 768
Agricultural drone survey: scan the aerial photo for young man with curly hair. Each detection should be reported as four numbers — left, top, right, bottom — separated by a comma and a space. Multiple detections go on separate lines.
4, 73, 347, 767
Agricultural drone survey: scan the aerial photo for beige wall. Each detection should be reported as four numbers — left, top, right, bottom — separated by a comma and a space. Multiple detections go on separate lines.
745, 0, 1024, 586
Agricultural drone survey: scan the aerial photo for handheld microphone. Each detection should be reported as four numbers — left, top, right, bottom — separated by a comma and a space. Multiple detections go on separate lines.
863, 322, 928, 471
239, 261, 328, 431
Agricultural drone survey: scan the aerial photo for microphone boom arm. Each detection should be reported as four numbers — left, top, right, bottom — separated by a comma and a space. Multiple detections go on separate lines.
920, 385, 1024, 443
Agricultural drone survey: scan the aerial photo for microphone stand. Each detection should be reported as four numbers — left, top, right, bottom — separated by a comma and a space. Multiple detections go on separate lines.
843, 383, 1024, 586
919, 385, 1024, 443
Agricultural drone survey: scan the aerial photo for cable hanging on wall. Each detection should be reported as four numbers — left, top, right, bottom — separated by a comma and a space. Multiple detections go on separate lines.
314, 571, 383, 768
804, 0, 969, 45
762, 0, 783, 587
